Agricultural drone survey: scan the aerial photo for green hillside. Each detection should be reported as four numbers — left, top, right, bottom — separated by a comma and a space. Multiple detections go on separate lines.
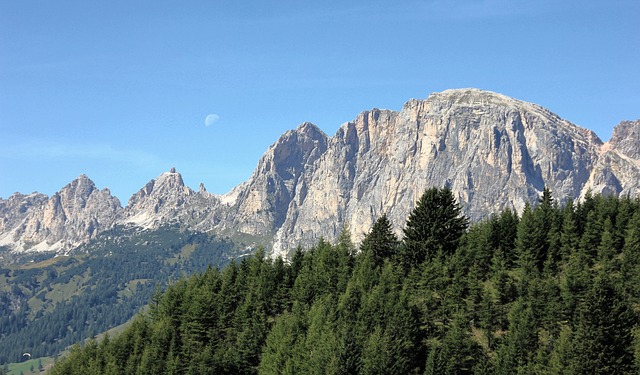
0, 225, 244, 365
49, 189, 640, 374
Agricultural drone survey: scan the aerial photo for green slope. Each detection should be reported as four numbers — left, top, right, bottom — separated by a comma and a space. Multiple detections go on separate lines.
0, 225, 247, 365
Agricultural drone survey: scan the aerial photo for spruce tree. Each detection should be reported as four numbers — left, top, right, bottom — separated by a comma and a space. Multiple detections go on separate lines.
516, 203, 540, 279
560, 199, 579, 262
580, 210, 602, 262
494, 299, 538, 375
490, 208, 519, 267
400, 187, 468, 269
622, 212, 640, 300
571, 274, 637, 374
360, 214, 399, 266
597, 217, 616, 268
436, 310, 484, 374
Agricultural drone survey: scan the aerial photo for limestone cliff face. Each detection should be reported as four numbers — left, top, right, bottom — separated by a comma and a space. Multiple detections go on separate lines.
228, 122, 328, 235
582, 120, 640, 198
123, 168, 195, 228
271, 89, 606, 256
0, 192, 48, 234
122, 168, 227, 232
0, 175, 122, 252
0, 89, 638, 256
609, 120, 640, 159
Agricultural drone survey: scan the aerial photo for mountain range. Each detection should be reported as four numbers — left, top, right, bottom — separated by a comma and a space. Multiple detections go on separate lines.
1, 88, 638, 258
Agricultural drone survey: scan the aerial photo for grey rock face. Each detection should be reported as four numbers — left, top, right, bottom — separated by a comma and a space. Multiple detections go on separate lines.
228, 122, 329, 235
582, 120, 640, 198
0, 192, 48, 234
0, 89, 638, 256
609, 120, 640, 159
123, 169, 195, 227
122, 169, 228, 233
271, 89, 607, 256
0, 175, 122, 252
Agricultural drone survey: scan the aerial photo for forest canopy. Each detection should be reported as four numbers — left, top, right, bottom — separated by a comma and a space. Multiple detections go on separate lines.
50, 188, 640, 374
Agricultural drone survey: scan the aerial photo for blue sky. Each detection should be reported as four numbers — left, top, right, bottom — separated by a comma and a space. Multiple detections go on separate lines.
1, 1, 638, 202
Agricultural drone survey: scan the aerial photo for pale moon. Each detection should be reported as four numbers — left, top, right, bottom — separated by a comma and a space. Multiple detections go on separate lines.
205, 114, 220, 127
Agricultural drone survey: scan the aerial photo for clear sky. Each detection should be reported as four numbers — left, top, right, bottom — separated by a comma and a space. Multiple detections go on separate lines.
1, 1, 639, 202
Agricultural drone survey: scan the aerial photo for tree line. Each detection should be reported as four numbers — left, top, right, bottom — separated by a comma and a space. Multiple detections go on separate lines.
0, 227, 239, 364
50, 188, 640, 374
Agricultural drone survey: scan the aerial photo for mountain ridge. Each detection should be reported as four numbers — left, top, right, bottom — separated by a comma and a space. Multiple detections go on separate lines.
1, 89, 638, 257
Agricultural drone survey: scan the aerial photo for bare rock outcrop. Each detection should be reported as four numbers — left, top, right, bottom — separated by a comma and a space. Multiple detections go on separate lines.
228, 122, 328, 235
0, 175, 122, 252
609, 120, 640, 159
582, 120, 640, 198
1, 89, 638, 257
272, 89, 606, 256
123, 168, 195, 228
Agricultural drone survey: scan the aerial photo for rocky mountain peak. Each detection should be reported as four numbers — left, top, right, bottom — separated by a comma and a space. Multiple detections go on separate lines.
157, 168, 186, 189
228, 122, 329, 235
123, 169, 194, 228
581, 119, 640, 199
609, 120, 640, 159
296, 121, 325, 137
59, 174, 96, 207
270, 89, 612, 256
127, 169, 187, 205
1, 89, 638, 257
432, 88, 521, 106
0, 175, 121, 252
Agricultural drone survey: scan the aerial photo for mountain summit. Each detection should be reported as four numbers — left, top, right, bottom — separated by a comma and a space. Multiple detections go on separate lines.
0, 175, 121, 252
1, 89, 638, 256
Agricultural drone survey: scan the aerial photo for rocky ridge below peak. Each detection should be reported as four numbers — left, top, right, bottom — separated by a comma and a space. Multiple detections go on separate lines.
1, 89, 638, 257
0, 175, 122, 252
609, 120, 640, 159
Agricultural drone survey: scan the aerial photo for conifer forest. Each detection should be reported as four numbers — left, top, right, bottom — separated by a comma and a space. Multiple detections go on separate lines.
50, 188, 640, 374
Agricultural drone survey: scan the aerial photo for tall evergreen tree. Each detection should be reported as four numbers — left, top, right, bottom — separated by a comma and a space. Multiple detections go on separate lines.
494, 299, 539, 375
400, 187, 468, 269
622, 212, 640, 300
516, 203, 540, 279
259, 303, 308, 375
560, 199, 579, 262
424, 310, 484, 374
580, 210, 602, 262
360, 214, 399, 266
571, 274, 637, 374
490, 208, 519, 267
597, 217, 616, 268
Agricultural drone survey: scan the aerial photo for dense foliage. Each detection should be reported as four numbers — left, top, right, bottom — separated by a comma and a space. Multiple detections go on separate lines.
51, 189, 640, 374
0, 226, 241, 364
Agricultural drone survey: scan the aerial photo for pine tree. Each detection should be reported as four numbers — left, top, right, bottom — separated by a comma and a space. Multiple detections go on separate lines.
547, 325, 574, 375
437, 310, 484, 374
360, 325, 411, 375
400, 187, 468, 269
533, 187, 558, 273
571, 274, 637, 374
464, 221, 494, 278
516, 203, 540, 279
560, 199, 579, 262
580, 210, 602, 262
490, 208, 519, 267
597, 217, 616, 268
494, 299, 538, 375
360, 214, 399, 266
258, 304, 307, 375
621, 212, 640, 300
